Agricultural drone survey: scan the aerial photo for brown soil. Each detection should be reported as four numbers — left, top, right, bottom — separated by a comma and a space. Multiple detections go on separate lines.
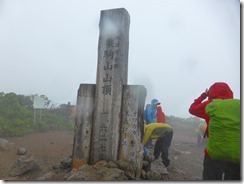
168, 120, 205, 180
0, 130, 74, 180
0, 121, 205, 181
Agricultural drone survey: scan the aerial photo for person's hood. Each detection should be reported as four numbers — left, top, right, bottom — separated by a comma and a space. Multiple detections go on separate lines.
151, 99, 160, 106
157, 106, 162, 111
208, 82, 233, 100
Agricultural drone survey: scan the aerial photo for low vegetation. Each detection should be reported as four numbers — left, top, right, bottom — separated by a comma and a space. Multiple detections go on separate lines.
0, 92, 203, 138
0, 92, 74, 137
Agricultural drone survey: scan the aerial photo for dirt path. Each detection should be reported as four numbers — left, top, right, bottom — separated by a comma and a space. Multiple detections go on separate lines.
0, 130, 74, 180
168, 125, 204, 180
0, 122, 205, 181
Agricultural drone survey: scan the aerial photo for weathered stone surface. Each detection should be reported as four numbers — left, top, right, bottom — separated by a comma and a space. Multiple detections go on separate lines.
146, 170, 160, 180
36, 171, 57, 180
71, 8, 146, 179
94, 160, 108, 168
119, 85, 146, 178
60, 157, 72, 170
17, 147, 27, 155
91, 8, 130, 164
67, 165, 127, 181
33, 157, 172, 181
150, 159, 169, 180
142, 160, 151, 172
0, 138, 13, 151
116, 160, 135, 179
141, 169, 147, 179
9, 155, 39, 176
72, 84, 95, 168
107, 160, 117, 168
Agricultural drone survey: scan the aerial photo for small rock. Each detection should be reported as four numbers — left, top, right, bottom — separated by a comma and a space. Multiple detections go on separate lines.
173, 156, 178, 160
36, 171, 56, 180
146, 170, 159, 180
94, 160, 107, 168
181, 151, 191, 154
61, 157, 72, 170
17, 147, 27, 155
141, 170, 147, 179
52, 165, 60, 170
107, 161, 117, 168
142, 160, 151, 172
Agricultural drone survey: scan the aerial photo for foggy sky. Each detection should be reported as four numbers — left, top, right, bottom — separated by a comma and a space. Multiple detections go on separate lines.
0, 0, 241, 118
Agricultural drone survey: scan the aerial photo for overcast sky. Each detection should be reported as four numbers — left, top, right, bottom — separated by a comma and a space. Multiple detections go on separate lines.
0, 0, 240, 118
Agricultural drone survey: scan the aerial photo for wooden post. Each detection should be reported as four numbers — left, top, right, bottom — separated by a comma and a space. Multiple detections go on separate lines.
72, 84, 95, 169
119, 85, 147, 178
90, 8, 130, 164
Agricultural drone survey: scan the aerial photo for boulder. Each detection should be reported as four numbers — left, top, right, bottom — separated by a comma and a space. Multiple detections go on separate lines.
0, 139, 13, 151
9, 155, 39, 176
116, 160, 135, 179
150, 159, 169, 180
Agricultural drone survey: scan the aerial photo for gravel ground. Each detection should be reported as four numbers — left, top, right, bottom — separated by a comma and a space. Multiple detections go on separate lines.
0, 121, 205, 181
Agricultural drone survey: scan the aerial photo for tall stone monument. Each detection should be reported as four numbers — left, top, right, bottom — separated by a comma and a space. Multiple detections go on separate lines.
91, 8, 130, 163
72, 8, 147, 178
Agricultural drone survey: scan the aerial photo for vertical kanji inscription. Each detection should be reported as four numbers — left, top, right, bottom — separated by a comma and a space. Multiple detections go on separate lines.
91, 8, 130, 164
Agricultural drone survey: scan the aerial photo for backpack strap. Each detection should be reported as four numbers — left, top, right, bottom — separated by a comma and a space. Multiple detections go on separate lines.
203, 125, 208, 138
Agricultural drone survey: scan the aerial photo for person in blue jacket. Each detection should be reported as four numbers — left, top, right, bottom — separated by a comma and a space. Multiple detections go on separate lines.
143, 99, 161, 149
144, 99, 160, 124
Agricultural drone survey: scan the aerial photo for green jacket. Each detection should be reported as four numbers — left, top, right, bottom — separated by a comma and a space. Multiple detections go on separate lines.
205, 99, 240, 163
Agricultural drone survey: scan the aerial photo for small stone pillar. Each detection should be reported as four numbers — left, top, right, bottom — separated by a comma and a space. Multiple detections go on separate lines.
119, 85, 147, 178
72, 84, 95, 168
90, 8, 130, 164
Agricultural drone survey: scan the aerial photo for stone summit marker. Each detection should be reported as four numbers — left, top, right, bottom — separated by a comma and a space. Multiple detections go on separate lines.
72, 8, 147, 178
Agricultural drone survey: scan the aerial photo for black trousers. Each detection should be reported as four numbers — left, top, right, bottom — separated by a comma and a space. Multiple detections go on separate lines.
153, 130, 173, 167
203, 154, 240, 180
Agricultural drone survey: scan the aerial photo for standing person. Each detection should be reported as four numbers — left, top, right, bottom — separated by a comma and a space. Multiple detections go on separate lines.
144, 99, 161, 147
189, 82, 240, 180
144, 104, 151, 124
145, 99, 160, 124
195, 122, 207, 146
156, 105, 166, 123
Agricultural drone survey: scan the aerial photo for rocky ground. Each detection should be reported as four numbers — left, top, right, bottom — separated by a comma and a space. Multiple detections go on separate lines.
0, 120, 205, 181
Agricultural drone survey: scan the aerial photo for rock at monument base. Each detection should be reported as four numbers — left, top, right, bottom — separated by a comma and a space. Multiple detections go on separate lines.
116, 160, 135, 180
67, 165, 127, 181
9, 155, 39, 176
60, 157, 72, 170
36, 171, 57, 181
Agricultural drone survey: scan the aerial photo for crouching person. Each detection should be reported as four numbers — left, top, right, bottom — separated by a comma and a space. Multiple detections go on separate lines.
142, 123, 173, 168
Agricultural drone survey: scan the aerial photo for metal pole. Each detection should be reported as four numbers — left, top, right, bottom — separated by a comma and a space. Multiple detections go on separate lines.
34, 108, 36, 127
40, 109, 42, 121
